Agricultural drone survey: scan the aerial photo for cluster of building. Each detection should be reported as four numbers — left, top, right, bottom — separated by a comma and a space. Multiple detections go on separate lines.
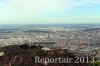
0, 28, 100, 61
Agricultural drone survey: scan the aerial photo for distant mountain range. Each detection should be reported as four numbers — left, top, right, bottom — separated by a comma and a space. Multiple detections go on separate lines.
0, 24, 100, 30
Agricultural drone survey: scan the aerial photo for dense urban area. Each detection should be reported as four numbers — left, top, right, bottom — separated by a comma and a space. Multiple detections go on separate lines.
0, 24, 100, 66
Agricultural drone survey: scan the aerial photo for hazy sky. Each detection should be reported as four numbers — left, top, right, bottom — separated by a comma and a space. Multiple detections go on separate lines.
0, 0, 100, 24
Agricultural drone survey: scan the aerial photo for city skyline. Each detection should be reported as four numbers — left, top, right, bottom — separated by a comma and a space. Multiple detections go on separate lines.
0, 0, 100, 24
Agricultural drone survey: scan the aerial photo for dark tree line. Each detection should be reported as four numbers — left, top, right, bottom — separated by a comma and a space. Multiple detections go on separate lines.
0, 44, 96, 66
